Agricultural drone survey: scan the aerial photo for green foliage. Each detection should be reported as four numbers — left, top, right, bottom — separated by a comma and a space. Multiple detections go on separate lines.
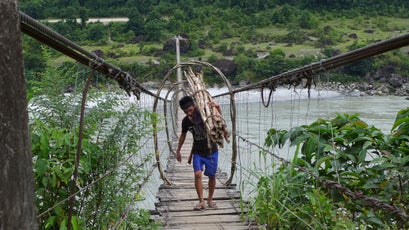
327, 73, 362, 83
271, 4, 296, 25
314, 25, 344, 47
20, 0, 409, 87
284, 29, 309, 45
18, 0, 409, 20
247, 164, 356, 229
86, 23, 107, 42
23, 36, 48, 83
372, 16, 390, 31
29, 62, 159, 229
252, 108, 409, 228
144, 19, 167, 42
186, 43, 206, 57
298, 11, 319, 29
344, 42, 376, 76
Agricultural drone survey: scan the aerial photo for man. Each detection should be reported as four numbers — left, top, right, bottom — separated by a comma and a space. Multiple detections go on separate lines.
175, 96, 219, 211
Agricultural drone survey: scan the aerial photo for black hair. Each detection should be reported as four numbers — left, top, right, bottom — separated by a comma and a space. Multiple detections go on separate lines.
179, 96, 195, 110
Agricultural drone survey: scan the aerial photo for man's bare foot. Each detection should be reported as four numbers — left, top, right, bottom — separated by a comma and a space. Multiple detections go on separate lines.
193, 204, 205, 211
207, 202, 218, 209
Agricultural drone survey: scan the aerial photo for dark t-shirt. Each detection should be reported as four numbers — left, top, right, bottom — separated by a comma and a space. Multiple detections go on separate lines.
181, 109, 217, 156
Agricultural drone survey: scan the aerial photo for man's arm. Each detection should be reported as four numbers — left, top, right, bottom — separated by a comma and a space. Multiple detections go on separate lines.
175, 132, 186, 162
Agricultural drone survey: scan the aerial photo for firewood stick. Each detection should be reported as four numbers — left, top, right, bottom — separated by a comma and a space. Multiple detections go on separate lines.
183, 67, 230, 147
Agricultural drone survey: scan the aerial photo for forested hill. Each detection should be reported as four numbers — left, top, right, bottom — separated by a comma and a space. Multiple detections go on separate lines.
20, 0, 409, 92
19, 0, 409, 20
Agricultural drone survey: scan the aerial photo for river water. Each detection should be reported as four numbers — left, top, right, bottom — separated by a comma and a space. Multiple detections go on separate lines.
234, 91, 408, 134
216, 89, 408, 201
137, 87, 409, 209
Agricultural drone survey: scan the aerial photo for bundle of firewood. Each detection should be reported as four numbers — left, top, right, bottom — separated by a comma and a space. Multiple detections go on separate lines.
184, 67, 230, 148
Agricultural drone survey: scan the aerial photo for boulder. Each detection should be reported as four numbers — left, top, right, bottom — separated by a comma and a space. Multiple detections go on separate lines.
198, 39, 208, 49
388, 74, 403, 88
129, 35, 148, 43
213, 59, 237, 76
223, 49, 234, 56
372, 63, 397, 80
92, 49, 104, 58
163, 34, 190, 53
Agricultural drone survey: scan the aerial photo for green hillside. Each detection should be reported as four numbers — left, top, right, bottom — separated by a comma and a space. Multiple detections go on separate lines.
20, 0, 409, 85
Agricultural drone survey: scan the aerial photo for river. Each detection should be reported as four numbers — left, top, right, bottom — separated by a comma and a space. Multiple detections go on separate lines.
137, 87, 409, 209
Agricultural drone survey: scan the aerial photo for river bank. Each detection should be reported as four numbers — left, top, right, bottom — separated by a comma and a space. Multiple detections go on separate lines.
319, 81, 409, 97
141, 80, 409, 99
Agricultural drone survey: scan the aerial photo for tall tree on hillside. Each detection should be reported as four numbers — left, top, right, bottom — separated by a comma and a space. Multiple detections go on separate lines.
0, 0, 38, 229
126, 10, 145, 36
18, 0, 46, 18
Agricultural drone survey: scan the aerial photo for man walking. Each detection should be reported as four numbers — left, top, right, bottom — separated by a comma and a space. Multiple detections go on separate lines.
175, 96, 219, 210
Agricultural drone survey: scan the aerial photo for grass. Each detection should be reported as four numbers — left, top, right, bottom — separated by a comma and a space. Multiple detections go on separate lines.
117, 56, 157, 64
50, 17, 409, 67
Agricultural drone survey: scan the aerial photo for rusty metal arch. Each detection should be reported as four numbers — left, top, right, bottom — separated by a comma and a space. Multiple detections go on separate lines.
153, 61, 237, 185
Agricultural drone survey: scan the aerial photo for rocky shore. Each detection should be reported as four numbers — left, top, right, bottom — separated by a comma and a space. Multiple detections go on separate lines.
142, 80, 409, 98
319, 81, 409, 97
141, 71, 409, 98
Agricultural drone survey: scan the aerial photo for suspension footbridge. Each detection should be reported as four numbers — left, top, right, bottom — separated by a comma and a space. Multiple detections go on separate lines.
6, 10, 409, 229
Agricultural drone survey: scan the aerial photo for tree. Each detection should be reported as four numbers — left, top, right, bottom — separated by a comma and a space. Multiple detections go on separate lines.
126, 10, 145, 36
0, 0, 38, 228
18, 0, 46, 18
144, 19, 166, 42
298, 10, 319, 29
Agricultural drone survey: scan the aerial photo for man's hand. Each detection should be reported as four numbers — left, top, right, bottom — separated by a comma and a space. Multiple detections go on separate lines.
187, 152, 192, 164
176, 133, 186, 163
207, 101, 221, 114
176, 150, 182, 162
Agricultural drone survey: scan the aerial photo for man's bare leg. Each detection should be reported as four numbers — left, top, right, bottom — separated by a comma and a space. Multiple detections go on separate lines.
207, 176, 216, 206
194, 171, 205, 208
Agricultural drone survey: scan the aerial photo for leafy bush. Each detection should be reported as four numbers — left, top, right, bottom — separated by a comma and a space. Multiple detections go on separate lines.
249, 108, 409, 229
298, 11, 319, 30
29, 63, 159, 229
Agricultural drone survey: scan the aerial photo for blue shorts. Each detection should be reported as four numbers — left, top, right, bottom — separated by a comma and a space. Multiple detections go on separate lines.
192, 151, 218, 178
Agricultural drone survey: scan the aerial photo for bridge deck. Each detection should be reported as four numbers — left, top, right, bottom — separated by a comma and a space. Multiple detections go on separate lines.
154, 112, 251, 229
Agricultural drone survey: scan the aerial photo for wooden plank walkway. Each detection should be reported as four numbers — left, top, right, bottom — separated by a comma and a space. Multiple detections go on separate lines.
154, 113, 251, 229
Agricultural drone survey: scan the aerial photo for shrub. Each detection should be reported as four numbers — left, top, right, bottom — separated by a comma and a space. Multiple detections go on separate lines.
250, 109, 409, 228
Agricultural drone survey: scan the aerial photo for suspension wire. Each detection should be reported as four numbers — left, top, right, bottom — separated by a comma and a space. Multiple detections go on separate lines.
243, 91, 250, 191
236, 135, 409, 223
67, 69, 95, 230
261, 85, 274, 107
317, 68, 341, 183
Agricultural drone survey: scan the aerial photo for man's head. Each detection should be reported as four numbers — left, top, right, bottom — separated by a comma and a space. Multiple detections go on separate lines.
179, 96, 195, 118
179, 96, 195, 110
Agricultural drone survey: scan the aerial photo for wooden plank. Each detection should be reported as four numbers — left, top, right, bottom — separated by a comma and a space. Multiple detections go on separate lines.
164, 215, 244, 225
162, 223, 251, 230
156, 200, 245, 212
160, 208, 241, 217
157, 188, 240, 201
160, 184, 237, 190
153, 113, 250, 229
